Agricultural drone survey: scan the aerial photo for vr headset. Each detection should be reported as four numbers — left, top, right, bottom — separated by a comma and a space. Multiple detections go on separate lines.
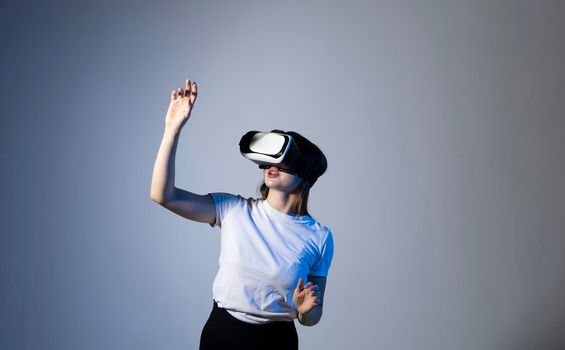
239, 130, 303, 176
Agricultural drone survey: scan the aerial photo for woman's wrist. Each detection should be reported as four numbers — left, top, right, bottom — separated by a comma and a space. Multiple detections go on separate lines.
298, 307, 321, 326
164, 125, 182, 137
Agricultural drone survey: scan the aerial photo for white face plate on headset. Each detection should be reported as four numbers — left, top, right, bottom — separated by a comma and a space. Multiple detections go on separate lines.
249, 133, 287, 156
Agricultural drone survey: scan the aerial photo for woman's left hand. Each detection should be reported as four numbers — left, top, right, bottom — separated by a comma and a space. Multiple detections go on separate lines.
293, 277, 321, 315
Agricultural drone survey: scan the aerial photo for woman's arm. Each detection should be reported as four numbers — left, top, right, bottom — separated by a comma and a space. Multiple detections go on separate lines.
149, 79, 216, 225
150, 79, 197, 202
150, 126, 182, 203
295, 275, 327, 326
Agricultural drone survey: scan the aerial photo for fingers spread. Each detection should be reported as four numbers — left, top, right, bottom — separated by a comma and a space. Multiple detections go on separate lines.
172, 79, 197, 101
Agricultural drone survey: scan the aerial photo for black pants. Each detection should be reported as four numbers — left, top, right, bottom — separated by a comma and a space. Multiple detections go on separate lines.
199, 300, 298, 350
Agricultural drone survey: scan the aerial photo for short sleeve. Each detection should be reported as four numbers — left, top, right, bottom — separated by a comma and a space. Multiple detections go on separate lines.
309, 229, 334, 277
208, 192, 241, 228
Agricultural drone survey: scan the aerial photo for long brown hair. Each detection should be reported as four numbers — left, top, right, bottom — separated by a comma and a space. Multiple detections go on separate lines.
256, 130, 327, 217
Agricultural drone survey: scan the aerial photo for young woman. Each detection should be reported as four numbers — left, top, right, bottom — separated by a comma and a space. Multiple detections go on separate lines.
150, 78, 334, 350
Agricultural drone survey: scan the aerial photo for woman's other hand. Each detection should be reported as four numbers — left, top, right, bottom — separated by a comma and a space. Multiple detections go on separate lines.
165, 79, 198, 131
293, 277, 321, 315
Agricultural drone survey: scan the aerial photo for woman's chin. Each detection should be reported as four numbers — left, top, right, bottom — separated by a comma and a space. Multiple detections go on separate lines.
265, 178, 278, 186
265, 183, 280, 190
265, 182, 285, 191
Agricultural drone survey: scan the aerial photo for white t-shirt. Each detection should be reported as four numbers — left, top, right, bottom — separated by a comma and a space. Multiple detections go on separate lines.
208, 192, 334, 324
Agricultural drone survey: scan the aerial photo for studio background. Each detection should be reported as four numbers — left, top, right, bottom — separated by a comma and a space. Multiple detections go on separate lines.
2, 1, 564, 349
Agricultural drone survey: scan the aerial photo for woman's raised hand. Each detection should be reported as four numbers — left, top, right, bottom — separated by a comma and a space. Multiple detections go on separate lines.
165, 79, 198, 131
293, 277, 321, 315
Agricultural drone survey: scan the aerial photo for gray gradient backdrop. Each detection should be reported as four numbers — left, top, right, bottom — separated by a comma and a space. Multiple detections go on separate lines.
2, 0, 564, 349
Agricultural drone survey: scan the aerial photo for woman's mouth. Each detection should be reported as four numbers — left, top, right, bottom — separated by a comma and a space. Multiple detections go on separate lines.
267, 167, 279, 178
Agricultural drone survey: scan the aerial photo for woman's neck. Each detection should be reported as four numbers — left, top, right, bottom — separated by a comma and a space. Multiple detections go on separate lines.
265, 190, 300, 215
